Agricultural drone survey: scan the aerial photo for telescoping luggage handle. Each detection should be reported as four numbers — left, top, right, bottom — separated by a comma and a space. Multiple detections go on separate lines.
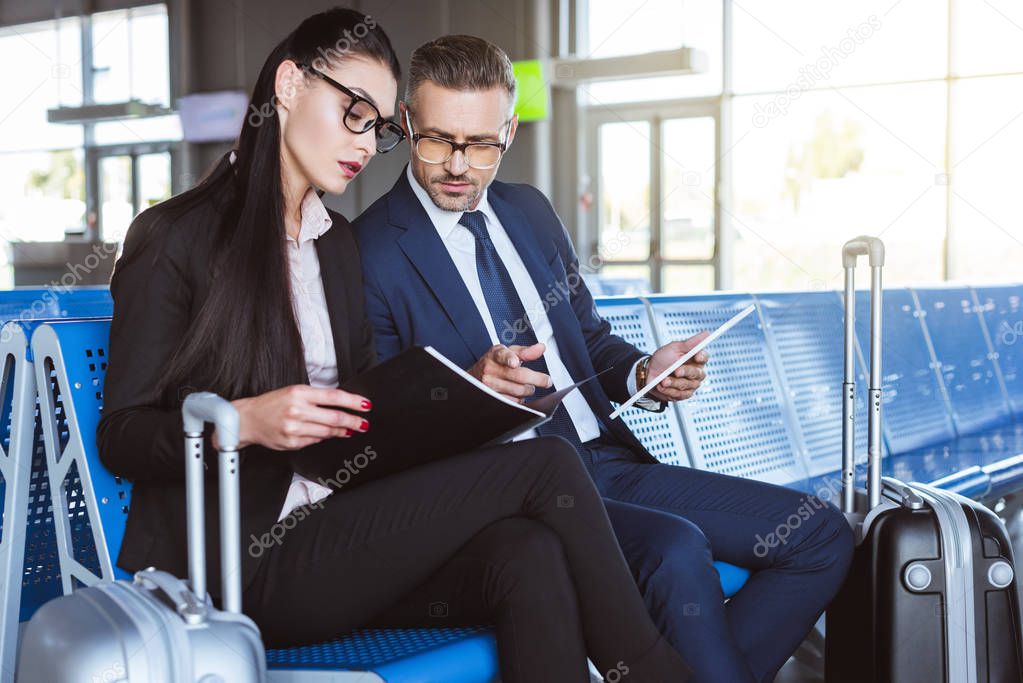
182, 392, 243, 614
841, 236, 885, 514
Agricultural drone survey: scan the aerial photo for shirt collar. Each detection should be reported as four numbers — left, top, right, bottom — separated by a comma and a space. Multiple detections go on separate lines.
296, 187, 333, 243
230, 150, 332, 243
405, 164, 496, 241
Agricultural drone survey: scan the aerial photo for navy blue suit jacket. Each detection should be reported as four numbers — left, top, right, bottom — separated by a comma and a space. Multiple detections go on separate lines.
353, 169, 658, 464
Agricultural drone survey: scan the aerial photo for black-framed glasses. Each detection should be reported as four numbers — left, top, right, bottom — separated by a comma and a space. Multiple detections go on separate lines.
296, 62, 405, 153
404, 108, 508, 170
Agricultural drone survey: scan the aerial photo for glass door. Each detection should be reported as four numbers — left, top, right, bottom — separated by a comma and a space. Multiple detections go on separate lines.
661, 116, 716, 293
589, 105, 718, 293
96, 149, 172, 245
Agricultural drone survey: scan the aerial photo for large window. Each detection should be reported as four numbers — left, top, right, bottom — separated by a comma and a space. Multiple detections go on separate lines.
0, 16, 86, 260
583, 0, 1023, 291
0, 4, 177, 284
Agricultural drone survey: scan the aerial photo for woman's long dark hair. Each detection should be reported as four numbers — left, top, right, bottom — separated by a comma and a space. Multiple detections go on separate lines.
116, 7, 400, 405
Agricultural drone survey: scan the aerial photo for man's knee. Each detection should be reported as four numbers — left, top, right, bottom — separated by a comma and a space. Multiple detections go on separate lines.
789, 499, 855, 576
630, 516, 716, 586
820, 502, 855, 573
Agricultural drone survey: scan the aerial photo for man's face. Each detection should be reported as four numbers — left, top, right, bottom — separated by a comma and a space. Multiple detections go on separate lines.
404, 82, 518, 212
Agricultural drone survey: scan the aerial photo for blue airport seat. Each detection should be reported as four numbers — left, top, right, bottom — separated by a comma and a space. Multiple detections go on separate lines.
29, 319, 501, 683
894, 286, 1022, 500
593, 296, 691, 467
853, 288, 956, 455
912, 286, 1010, 434
754, 291, 877, 478
714, 562, 751, 600
0, 287, 112, 325
0, 320, 64, 682
647, 293, 811, 486
33, 320, 128, 593
973, 285, 1023, 417
883, 440, 990, 498
265, 628, 498, 682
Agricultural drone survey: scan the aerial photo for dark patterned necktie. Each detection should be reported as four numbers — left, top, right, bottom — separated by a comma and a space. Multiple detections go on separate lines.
458, 210, 582, 448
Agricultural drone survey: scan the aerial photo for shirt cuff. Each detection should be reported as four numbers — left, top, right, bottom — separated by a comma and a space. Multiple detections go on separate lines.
625, 355, 665, 412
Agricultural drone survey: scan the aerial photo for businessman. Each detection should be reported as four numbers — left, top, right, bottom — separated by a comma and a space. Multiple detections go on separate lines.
353, 35, 854, 683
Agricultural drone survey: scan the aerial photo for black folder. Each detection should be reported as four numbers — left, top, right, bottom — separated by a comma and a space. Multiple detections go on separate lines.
289, 345, 606, 491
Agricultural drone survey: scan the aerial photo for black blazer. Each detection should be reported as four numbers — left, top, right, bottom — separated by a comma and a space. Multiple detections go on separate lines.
97, 194, 375, 600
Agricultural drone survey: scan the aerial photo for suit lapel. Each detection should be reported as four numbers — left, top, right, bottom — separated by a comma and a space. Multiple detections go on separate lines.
314, 228, 352, 379
389, 173, 493, 361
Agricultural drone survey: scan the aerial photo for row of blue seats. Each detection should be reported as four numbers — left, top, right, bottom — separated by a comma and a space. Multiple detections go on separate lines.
2, 284, 1023, 681
604, 286, 1023, 502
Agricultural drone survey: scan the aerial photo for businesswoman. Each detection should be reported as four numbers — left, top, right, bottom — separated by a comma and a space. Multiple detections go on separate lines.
97, 7, 690, 681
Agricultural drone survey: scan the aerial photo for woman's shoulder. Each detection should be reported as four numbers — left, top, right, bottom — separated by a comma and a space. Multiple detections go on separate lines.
116, 192, 227, 282
324, 207, 357, 248
124, 192, 224, 256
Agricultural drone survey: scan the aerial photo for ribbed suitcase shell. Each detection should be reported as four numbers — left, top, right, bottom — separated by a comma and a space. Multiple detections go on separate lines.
826, 485, 1023, 681
16, 567, 265, 682
16, 393, 266, 682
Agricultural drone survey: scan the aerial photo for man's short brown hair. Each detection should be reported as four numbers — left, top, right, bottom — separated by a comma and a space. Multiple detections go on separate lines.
405, 34, 516, 113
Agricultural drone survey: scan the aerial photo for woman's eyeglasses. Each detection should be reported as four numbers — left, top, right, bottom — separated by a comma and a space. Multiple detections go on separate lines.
404, 109, 509, 170
296, 62, 405, 153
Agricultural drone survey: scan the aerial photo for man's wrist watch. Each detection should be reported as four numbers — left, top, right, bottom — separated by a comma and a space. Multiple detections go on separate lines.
636, 355, 652, 392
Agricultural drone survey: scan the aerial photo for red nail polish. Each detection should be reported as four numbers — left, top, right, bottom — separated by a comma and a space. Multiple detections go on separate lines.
360, 419, 370, 431
361, 399, 372, 410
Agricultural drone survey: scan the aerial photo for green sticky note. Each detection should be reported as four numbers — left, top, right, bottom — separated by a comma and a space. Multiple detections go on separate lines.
513, 60, 549, 122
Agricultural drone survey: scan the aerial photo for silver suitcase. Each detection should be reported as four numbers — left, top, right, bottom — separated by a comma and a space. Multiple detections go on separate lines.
16, 393, 268, 682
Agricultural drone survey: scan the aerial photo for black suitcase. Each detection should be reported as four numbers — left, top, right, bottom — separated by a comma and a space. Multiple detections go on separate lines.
825, 236, 1023, 682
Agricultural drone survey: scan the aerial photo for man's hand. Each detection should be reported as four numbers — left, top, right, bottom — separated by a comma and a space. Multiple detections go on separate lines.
645, 332, 710, 402
468, 343, 552, 403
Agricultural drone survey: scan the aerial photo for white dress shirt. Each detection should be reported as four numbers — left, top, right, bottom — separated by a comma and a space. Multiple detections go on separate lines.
276, 187, 338, 521
405, 166, 609, 442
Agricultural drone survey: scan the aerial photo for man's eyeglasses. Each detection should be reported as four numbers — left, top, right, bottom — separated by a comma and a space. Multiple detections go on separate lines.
296, 62, 405, 153
404, 108, 508, 170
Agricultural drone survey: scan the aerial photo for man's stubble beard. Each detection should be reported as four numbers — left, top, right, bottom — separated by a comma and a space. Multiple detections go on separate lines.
426, 181, 482, 213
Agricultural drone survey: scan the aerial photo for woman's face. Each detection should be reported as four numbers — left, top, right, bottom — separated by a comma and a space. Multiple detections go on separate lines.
277, 55, 398, 195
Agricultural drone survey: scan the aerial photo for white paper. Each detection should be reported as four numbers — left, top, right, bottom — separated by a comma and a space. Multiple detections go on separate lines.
424, 346, 546, 417
609, 304, 756, 419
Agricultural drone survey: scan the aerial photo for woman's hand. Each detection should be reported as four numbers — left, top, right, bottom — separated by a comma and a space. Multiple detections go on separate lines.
213, 384, 372, 451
